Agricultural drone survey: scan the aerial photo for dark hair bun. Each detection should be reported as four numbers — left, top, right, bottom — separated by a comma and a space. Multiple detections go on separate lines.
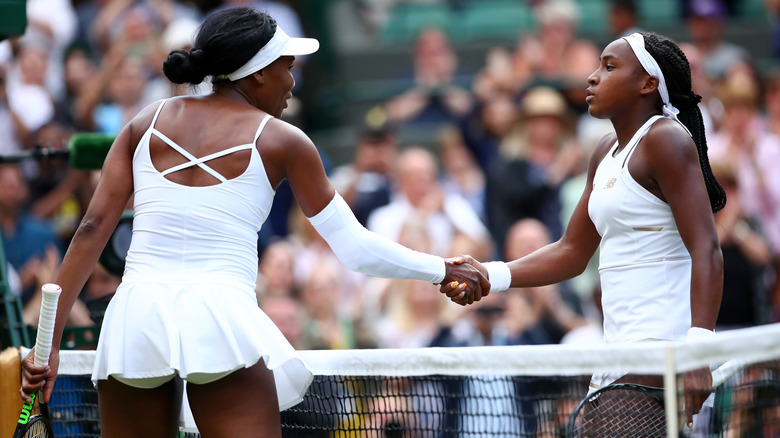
163, 49, 207, 85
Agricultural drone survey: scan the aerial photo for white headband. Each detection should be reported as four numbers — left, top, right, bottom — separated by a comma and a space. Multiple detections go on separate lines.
622, 33, 686, 126
214, 26, 319, 82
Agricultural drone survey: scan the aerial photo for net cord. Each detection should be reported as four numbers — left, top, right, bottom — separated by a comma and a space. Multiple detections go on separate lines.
31, 323, 780, 377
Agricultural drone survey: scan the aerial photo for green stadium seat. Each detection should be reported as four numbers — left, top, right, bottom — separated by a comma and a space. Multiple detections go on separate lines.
577, 0, 609, 36
639, 0, 681, 30
737, 0, 768, 20
460, 1, 534, 41
379, 3, 452, 44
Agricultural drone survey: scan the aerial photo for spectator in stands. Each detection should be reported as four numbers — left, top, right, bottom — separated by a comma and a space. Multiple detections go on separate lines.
486, 86, 578, 245
763, 72, 780, 316
90, 0, 199, 56
708, 68, 780, 267
367, 147, 492, 259
763, 68, 780, 137
25, 121, 97, 244
471, 46, 529, 103
458, 92, 518, 175
502, 218, 593, 345
75, 47, 151, 134
60, 46, 98, 130
256, 239, 298, 300
679, 42, 719, 141
0, 68, 28, 155
260, 294, 308, 349
300, 262, 375, 350
330, 116, 398, 226
384, 27, 473, 127
710, 160, 774, 329
609, 0, 642, 38
709, 70, 780, 321
1, 39, 56, 151
0, 164, 62, 304
375, 278, 457, 349
516, 0, 599, 87
437, 125, 486, 221
21, 243, 94, 331
684, 0, 751, 81
2, 0, 78, 105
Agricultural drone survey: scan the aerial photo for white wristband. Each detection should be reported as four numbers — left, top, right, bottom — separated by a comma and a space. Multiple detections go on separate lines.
687, 327, 715, 341
483, 261, 511, 292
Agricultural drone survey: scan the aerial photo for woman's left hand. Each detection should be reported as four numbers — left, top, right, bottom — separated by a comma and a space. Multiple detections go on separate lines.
20, 347, 60, 404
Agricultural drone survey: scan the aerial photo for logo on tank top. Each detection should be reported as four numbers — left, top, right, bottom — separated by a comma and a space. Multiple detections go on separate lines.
604, 177, 617, 189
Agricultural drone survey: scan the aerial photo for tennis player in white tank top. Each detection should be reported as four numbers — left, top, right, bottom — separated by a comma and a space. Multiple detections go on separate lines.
444, 32, 726, 426
20, 8, 491, 438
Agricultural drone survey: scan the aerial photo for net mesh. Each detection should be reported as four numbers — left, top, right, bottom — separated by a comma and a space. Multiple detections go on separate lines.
41, 324, 780, 438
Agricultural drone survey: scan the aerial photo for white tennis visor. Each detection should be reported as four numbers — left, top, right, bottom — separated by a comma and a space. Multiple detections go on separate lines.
214, 26, 319, 81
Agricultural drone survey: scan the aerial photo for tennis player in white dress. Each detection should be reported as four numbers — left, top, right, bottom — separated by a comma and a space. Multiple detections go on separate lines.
444, 31, 726, 427
20, 7, 490, 438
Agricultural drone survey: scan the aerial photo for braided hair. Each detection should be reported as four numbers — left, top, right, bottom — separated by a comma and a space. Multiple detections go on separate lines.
641, 32, 726, 213
162, 7, 277, 85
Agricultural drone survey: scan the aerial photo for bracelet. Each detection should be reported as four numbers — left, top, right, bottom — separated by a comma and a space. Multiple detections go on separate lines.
687, 327, 715, 342
483, 261, 512, 292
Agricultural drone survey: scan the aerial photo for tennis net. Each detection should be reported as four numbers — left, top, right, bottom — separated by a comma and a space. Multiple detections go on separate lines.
36, 323, 780, 437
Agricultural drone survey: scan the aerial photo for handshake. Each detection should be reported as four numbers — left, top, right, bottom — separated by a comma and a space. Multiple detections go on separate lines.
438, 255, 493, 306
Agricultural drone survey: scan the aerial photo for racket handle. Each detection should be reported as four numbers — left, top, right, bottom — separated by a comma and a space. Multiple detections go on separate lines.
34, 283, 62, 367
711, 358, 750, 389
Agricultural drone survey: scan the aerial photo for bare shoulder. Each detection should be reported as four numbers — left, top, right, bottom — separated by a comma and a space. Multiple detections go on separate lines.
126, 100, 168, 139
258, 117, 317, 158
588, 131, 618, 170
643, 118, 698, 163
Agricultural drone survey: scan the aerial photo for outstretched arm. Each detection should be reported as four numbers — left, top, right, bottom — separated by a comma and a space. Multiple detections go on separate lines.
440, 134, 613, 295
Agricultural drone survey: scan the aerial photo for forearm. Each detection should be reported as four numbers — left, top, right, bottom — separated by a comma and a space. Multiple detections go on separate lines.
689, 244, 724, 330
505, 240, 592, 288
309, 193, 445, 283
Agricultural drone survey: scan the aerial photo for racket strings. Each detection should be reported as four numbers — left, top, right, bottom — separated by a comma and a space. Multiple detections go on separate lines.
22, 417, 52, 438
571, 385, 666, 437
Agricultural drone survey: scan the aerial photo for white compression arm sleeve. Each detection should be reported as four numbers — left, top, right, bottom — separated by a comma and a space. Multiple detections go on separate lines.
308, 193, 446, 283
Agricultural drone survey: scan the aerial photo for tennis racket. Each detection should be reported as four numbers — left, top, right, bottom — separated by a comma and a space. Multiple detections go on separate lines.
13, 283, 61, 438
565, 359, 755, 438
567, 383, 666, 438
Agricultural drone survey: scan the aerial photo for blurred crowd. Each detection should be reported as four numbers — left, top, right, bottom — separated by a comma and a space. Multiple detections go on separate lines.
1, 0, 779, 353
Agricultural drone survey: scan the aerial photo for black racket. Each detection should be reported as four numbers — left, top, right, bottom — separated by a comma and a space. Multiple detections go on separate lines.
566, 383, 666, 438
565, 358, 753, 438
13, 283, 61, 438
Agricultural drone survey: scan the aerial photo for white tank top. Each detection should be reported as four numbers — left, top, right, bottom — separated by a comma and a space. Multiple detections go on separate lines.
123, 99, 276, 290
588, 115, 692, 343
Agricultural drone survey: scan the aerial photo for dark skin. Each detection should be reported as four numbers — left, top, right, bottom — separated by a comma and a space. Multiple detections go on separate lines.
445, 38, 723, 424
20, 55, 488, 437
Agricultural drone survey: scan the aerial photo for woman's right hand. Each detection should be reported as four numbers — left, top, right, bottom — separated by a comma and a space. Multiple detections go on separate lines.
440, 255, 490, 305
20, 346, 59, 403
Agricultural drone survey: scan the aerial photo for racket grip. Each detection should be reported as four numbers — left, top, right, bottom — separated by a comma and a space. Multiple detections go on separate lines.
34, 283, 62, 367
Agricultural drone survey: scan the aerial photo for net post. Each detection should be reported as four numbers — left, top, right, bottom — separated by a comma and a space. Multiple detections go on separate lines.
663, 343, 679, 438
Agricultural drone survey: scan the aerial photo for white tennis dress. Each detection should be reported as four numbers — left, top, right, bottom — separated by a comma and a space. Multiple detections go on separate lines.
588, 115, 692, 345
92, 98, 312, 411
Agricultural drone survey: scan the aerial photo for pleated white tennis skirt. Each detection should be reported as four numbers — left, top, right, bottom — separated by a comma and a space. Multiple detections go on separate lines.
91, 279, 313, 411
